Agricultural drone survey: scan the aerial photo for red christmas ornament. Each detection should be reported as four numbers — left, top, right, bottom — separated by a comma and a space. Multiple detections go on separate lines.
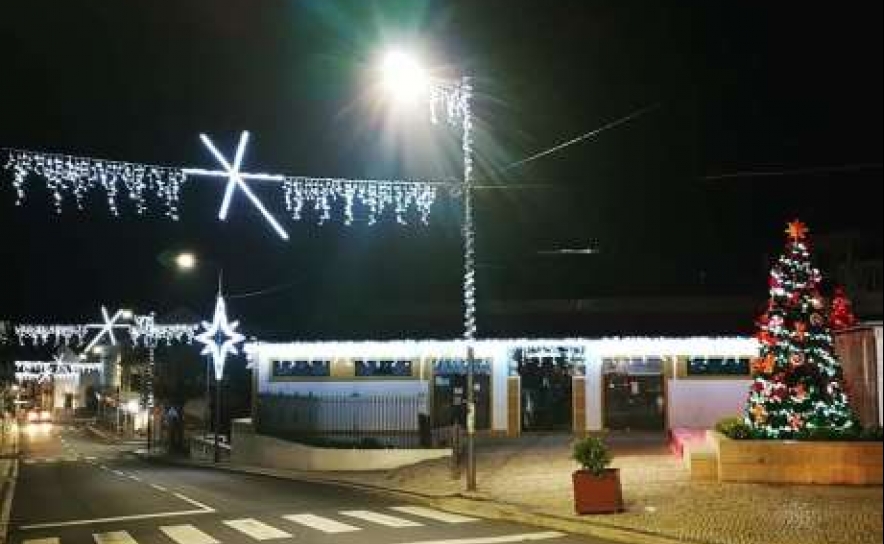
830, 286, 858, 330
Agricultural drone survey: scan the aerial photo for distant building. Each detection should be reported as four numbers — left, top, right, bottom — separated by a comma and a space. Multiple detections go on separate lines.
816, 231, 883, 320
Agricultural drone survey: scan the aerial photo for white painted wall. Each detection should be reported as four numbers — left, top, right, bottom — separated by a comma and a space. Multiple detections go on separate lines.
230, 419, 451, 471
668, 380, 751, 429
585, 354, 604, 431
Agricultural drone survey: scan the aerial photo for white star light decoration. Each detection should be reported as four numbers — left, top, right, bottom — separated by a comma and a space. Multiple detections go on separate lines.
183, 131, 290, 240
195, 295, 246, 381
84, 306, 132, 353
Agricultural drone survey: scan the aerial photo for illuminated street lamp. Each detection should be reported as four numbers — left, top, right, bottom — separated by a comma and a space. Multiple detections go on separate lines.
380, 49, 479, 491
175, 252, 197, 271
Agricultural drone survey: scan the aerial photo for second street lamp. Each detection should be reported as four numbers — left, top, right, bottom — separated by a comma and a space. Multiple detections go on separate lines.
379, 49, 479, 491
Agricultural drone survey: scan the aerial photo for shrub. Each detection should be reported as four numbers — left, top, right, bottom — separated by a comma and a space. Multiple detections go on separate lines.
715, 416, 753, 439
572, 436, 612, 476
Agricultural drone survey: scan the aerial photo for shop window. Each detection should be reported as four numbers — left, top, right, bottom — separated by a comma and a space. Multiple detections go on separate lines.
434, 357, 492, 375
602, 357, 663, 375
356, 359, 414, 377
686, 357, 751, 376
272, 359, 331, 378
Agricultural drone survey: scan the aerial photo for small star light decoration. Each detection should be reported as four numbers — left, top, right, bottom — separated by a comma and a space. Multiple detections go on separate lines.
786, 219, 809, 242
195, 294, 245, 381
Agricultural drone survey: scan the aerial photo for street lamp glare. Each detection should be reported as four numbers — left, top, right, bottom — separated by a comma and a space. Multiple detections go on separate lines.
175, 252, 197, 271
381, 50, 429, 102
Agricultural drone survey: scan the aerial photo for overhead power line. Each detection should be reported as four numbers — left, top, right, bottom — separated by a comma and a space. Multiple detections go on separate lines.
502, 102, 662, 171
703, 163, 883, 181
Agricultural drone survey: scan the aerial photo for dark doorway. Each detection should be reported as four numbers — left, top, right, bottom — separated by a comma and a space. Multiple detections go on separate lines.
604, 374, 665, 431
517, 348, 579, 431
431, 358, 491, 431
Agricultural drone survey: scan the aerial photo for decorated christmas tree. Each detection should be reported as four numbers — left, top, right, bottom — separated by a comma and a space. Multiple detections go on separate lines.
829, 286, 858, 330
746, 220, 858, 439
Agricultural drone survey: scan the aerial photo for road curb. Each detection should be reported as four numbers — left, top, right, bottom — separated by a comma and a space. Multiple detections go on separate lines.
142, 454, 698, 544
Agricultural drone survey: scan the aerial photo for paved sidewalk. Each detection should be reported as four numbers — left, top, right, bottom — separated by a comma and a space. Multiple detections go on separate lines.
0, 419, 20, 544
153, 433, 884, 544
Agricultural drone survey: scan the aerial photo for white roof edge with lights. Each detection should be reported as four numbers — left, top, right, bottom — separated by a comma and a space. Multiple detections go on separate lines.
245, 336, 759, 360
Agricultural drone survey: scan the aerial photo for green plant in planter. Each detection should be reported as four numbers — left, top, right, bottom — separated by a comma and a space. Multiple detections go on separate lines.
572, 437, 612, 476
716, 416, 753, 439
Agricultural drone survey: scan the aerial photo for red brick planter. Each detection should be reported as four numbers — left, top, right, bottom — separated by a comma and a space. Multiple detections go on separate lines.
572, 468, 624, 514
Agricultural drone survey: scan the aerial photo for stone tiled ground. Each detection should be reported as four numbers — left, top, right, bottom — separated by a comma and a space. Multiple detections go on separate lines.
339, 433, 884, 544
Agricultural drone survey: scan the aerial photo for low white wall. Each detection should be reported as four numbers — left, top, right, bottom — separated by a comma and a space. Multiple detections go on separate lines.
230, 419, 451, 472
668, 380, 751, 429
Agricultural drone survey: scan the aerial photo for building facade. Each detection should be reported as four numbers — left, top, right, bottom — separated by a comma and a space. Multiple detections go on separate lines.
246, 337, 759, 441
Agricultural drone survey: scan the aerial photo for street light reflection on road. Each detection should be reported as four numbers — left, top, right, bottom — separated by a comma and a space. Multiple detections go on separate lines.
24, 422, 53, 437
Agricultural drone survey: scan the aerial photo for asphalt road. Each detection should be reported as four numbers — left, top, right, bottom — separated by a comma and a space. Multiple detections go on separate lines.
9, 423, 613, 544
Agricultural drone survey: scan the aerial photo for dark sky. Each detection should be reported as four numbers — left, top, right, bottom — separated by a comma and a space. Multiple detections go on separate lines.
1, 1, 882, 339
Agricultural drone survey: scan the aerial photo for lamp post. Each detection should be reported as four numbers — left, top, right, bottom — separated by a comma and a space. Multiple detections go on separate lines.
173, 251, 216, 445
381, 50, 478, 490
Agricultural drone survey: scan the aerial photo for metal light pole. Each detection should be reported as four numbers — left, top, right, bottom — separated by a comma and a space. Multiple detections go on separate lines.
459, 76, 479, 492
381, 53, 480, 491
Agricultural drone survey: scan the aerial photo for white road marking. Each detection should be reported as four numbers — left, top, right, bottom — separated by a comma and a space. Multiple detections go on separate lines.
340, 510, 424, 528
93, 531, 139, 544
19, 494, 215, 531
173, 493, 215, 512
160, 524, 220, 544
391, 506, 479, 524
151, 483, 169, 492
224, 518, 292, 540
112, 470, 126, 476
128, 475, 142, 482
23, 538, 60, 544
283, 513, 362, 533
19, 508, 215, 530
86, 456, 98, 460
392, 532, 567, 544
23, 459, 36, 465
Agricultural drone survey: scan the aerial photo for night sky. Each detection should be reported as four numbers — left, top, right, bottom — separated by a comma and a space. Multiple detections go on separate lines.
1, 1, 881, 339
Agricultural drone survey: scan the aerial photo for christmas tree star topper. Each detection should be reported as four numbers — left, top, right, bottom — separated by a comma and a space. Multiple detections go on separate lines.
785, 220, 809, 242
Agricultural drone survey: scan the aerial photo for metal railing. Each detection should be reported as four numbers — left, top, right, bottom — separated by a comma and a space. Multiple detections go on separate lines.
256, 393, 445, 449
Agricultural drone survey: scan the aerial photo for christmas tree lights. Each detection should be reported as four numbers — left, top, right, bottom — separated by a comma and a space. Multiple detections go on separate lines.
745, 221, 859, 439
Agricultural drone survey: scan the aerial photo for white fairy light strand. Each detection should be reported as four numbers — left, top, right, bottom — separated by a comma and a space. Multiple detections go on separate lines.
15, 324, 89, 346
281, 177, 438, 226
4, 136, 447, 233
4, 149, 186, 219
16, 309, 196, 349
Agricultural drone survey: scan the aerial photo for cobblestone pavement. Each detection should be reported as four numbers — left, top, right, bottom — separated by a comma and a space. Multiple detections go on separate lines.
336, 433, 884, 544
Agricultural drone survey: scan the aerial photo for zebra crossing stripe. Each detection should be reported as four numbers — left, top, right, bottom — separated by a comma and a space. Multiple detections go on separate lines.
391, 506, 479, 524
93, 531, 139, 544
160, 524, 220, 544
340, 510, 424, 528
23, 538, 60, 544
283, 513, 362, 533
223, 518, 292, 540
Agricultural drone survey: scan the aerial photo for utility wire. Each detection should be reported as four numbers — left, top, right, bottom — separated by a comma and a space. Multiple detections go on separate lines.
703, 163, 883, 181
502, 102, 661, 171
227, 277, 306, 300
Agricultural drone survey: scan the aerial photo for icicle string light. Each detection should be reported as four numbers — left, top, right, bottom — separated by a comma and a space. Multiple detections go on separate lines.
4, 149, 186, 219
281, 177, 438, 226
4, 136, 447, 234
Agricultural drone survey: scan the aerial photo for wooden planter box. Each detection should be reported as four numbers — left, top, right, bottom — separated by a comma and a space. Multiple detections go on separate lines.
708, 431, 883, 485
572, 468, 624, 514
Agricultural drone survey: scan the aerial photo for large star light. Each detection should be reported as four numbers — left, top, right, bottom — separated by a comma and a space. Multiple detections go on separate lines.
183, 131, 289, 240
84, 306, 132, 353
195, 295, 245, 381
